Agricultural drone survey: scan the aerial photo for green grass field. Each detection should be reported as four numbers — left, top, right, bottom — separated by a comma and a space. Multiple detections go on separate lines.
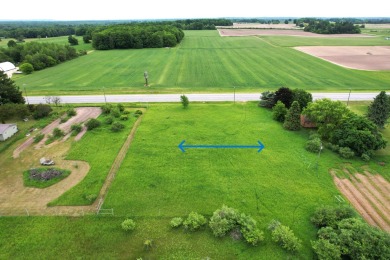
12, 30, 390, 95
0, 102, 388, 259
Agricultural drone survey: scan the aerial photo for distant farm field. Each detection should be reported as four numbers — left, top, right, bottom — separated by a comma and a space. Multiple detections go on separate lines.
11, 30, 390, 95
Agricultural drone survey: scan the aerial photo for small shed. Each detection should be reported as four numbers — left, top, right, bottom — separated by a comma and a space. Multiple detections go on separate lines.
0, 124, 18, 141
0, 61, 18, 78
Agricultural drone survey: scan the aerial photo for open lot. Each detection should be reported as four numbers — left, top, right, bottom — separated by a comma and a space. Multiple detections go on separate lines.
0, 102, 388, 258
295, 46, 390, 70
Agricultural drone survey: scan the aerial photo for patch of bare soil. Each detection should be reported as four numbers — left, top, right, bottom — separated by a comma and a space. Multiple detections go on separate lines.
218, 29, 375, 38
331, 168, 390, 232
13, 107, 102, 158
294, 46, 390, 71
218, 23, 301, 29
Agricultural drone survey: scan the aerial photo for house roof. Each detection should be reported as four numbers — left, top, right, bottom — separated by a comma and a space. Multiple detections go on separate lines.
0, 62, 16, 72
0, 124, 16, 134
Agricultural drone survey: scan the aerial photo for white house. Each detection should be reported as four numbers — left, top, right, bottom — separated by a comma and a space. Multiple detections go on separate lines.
0, 62, 19, 78
0, 124, 18, 141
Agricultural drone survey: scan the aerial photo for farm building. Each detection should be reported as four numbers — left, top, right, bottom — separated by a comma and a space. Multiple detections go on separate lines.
0, 124, 18, 141
0, 62, 19, 78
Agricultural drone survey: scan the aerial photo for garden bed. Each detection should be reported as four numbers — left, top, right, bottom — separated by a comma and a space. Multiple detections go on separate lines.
23, 167, 71, 188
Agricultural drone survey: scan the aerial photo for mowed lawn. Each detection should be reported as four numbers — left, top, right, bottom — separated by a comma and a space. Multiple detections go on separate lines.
13, 30, 390, 95
103, 103, 344, 258
1, 103, 388, 259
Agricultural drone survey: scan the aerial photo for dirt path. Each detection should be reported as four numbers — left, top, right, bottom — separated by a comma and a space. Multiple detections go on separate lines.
1, 109, 145, 216
13, 107, 101, 158
331, 168, 390, 232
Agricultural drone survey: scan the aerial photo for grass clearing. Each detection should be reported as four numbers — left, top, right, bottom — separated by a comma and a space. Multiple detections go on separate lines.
12, 30, 390, 95
0, 102, 388, 258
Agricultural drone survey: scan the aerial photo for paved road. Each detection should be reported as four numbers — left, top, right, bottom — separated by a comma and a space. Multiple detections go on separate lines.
26, 92, 380, 104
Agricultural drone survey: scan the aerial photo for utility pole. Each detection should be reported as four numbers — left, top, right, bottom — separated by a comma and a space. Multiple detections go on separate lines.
347, 89, 352, 106
144, 71, 149, 87
23, 84, 29, 105
233, 86, 236, 104
103, 87, 107, 104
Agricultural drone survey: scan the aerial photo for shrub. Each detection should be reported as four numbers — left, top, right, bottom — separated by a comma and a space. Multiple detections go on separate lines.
20, 62, 34, 74
123, 110, 130, 115
117, 103, 125, 112
60, 116, 70, 123
183, 212, 206, 231
271, 223, 302, 252
121, 219, 136, 231
111, 122, 125, 132
33, 133, 44, 143
293, 88, 313, 109
85, 118, 101, 130
85, 194, 97, 202
104, 117, 114, 125
71, 124, 82, 135
209, 205, 239, 237
311, 205, 355, 228
170, 217, 183, 228
239, 213, 264, 246
259, 91, 276, 108
180, 95, 189, 108
52, 128, 64, 138
361, 153, 371, 162
110, 108, 121, 118
67, 108, 76, 117
241, 228, 264, 246
338, 147, 354, 159
305, 138, 322, 153
101, 104, 112, 114
33, 104, 52, 119
135, 110, 143, 115
272, 101, 288, 122
120, 115, 128, 121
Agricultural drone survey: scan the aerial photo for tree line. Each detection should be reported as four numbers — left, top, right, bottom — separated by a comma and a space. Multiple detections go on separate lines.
92, 24, 184, 50
0, 41, 83, 73
303, 19, 361, 34
0, 19, 232, 41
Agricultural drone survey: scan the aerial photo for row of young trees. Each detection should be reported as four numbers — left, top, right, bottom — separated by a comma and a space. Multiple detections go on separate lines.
0, 41, 82, 72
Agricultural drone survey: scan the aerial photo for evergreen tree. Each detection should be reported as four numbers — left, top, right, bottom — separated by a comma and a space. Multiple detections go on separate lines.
275, 87, 294, 108
0, 71, 25, 104
367, 91, 390, 128
283, 101, 301, 130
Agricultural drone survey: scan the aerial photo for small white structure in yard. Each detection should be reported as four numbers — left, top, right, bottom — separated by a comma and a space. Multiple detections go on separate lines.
0, 61, 19, 78
0, 124, 18, 141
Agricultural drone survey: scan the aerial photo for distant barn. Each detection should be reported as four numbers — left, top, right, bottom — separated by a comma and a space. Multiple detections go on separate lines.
0, 124, 18, 141
0, 62, 18, 78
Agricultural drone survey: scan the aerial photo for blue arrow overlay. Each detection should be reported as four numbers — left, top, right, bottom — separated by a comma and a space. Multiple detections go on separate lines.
178, 140, 265, 153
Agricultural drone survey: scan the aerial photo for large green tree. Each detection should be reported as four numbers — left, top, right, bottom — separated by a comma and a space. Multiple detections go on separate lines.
303, 99, 351, 140
367, 91, 390, 128
331, 113, 386, 157
0, 71, 25, 104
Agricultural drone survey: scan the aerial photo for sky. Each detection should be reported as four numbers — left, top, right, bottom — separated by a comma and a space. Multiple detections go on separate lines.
2, 0, 389, 21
